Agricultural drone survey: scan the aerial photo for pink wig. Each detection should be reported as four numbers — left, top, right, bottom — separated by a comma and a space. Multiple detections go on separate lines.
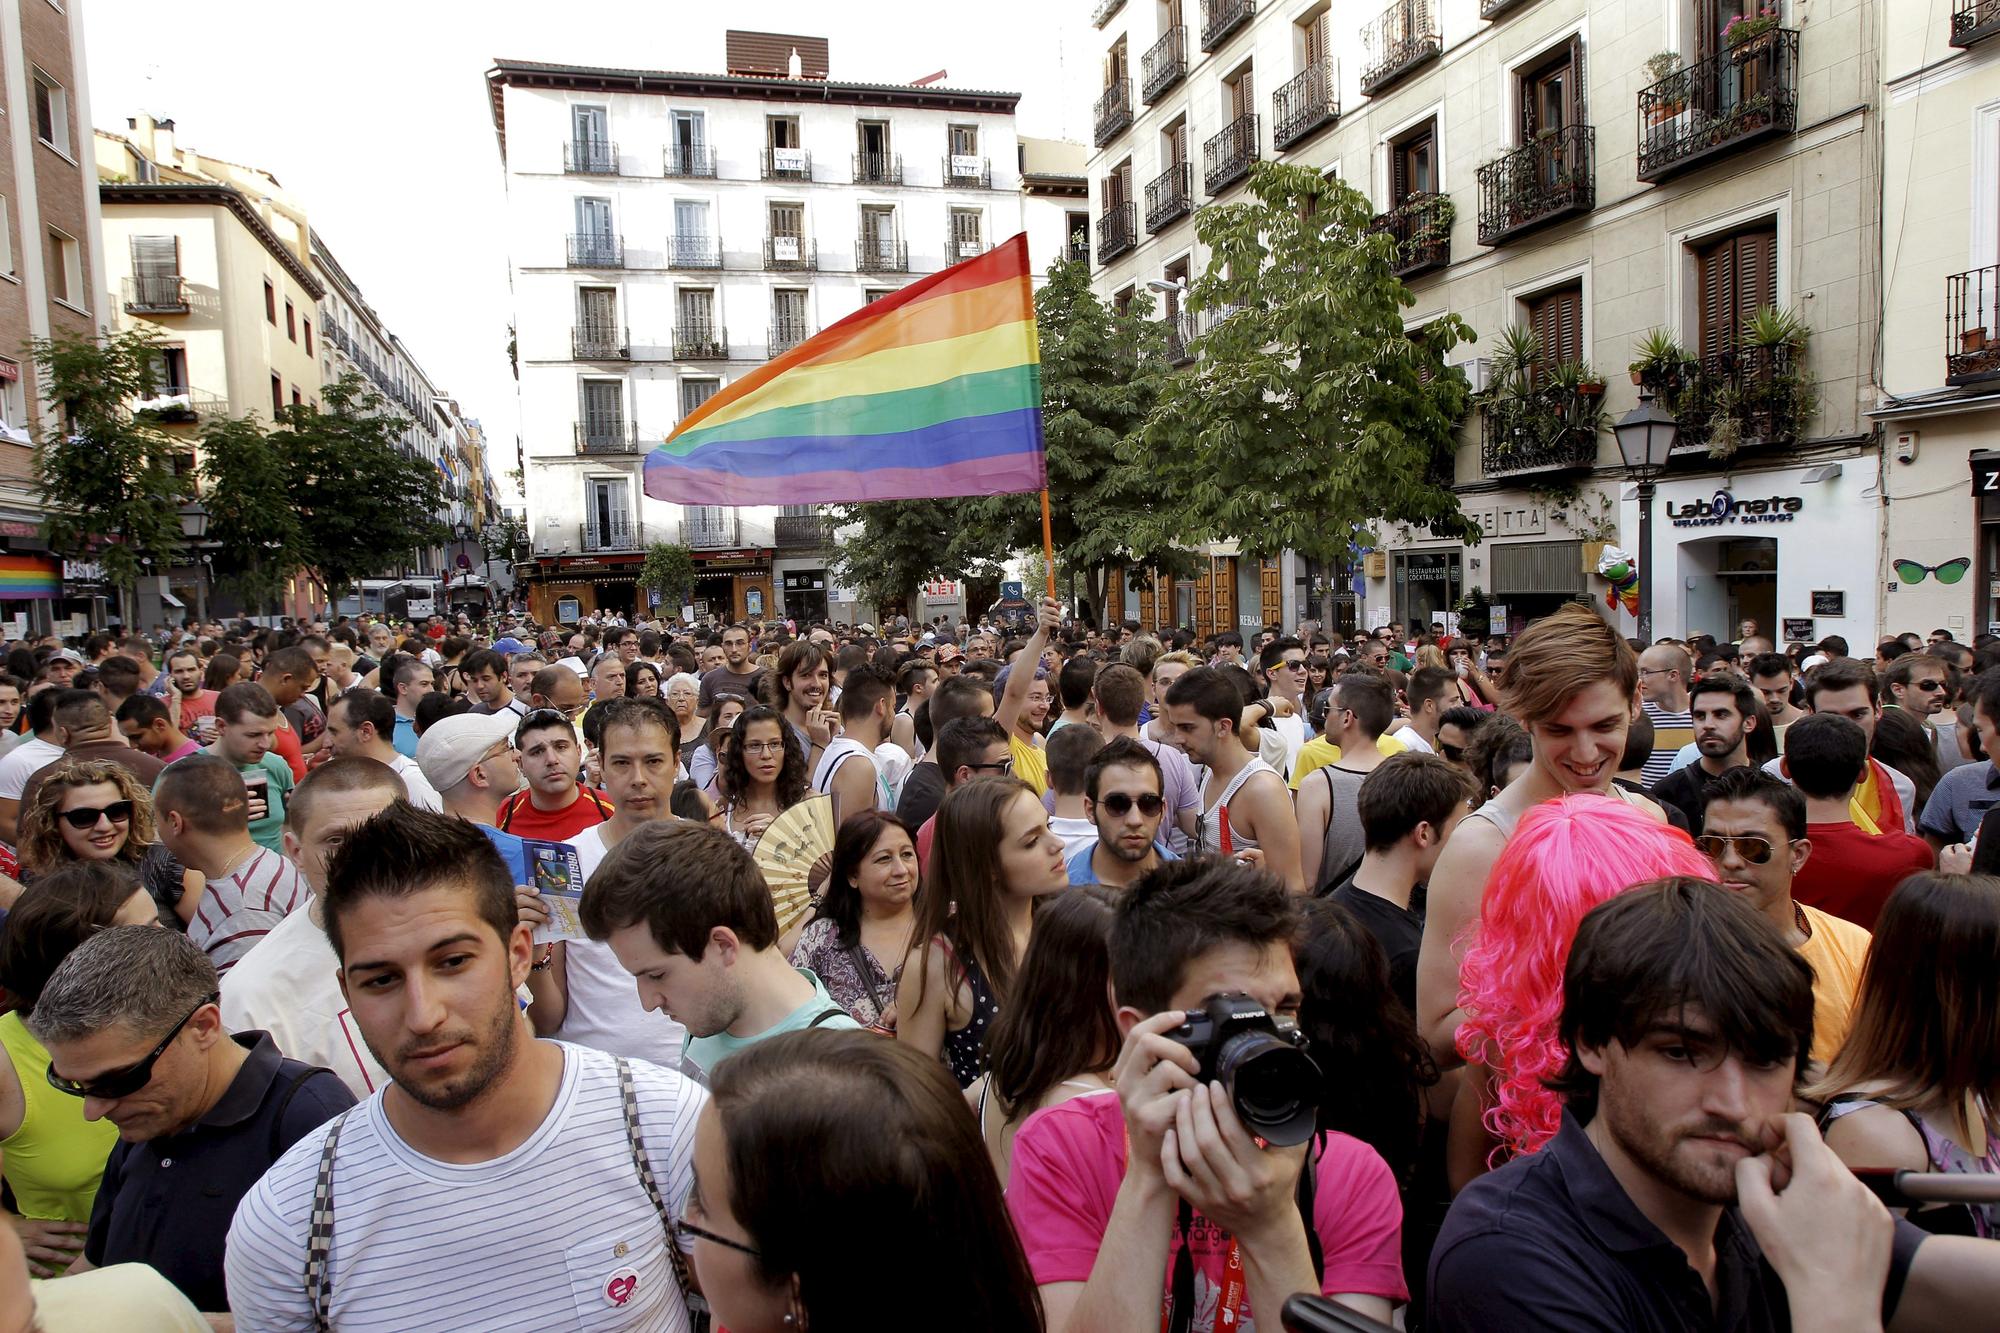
1455, 793, 1716, 1158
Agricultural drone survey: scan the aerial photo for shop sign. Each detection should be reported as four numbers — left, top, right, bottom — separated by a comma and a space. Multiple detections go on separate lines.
1973, 456, 2000, 496
1811, 590, 1845, 618
923, 580, 960, 599
1782, 618, 1815, 642
1666, 490, 1804, 528
828, 585, 858, 604
61, 559, 105, 586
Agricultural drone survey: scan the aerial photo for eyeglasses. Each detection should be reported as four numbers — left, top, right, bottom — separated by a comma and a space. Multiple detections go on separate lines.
672, 1216, 761, 1260
1100, 791, 1165, 817
1911, 679, 1946, 693
58, 800, 134, 831
742, 739, 788, 756
1694, 834, 1791, 865
48, 992, 218, 1099
1893, 558, 1970, 585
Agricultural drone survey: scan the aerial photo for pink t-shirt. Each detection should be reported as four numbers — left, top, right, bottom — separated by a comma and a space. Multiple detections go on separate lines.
1007, 1093, 1408, 1325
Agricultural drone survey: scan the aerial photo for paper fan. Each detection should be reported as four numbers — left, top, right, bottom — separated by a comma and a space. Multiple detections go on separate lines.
753, 794, 837, 932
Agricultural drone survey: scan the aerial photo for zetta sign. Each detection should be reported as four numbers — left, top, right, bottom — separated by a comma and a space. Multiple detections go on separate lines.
1666, 490, 1804, 528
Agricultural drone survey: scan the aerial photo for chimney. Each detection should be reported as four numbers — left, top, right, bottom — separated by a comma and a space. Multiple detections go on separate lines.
154, 118, 177, 166
788, 48, 802, 78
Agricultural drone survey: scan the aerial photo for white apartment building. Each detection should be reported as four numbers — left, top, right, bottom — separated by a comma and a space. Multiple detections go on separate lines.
1086, 0, 1884, 647
490, 32, 1061, 626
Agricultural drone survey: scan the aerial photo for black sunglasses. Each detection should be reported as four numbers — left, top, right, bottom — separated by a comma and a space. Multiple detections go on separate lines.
673, 1216, 761, 1260
1100, 791, 1166, 817
48, 992, 218, 1099
1438, 743, 1466, 762
58, 800, 134, 831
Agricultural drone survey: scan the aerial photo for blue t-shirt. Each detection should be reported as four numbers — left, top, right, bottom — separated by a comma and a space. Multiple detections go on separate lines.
1066, 839, 1178, 885
682, 968, 858, 1083
392, 714, 420, 758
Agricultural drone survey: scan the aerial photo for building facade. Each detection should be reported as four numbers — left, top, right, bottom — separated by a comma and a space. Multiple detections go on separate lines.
490, 33, 1057, 626
1086, 0, 1885, 647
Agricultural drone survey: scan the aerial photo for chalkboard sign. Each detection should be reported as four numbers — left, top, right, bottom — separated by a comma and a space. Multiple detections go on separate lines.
1781, 618, 1815, 643
1810, 590, 1845, 617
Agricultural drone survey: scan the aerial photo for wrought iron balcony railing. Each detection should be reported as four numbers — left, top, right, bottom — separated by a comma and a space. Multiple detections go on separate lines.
1095, 79, 1134, 148
1659, 346, 1810, 456
1201, 0, 1255, 51
682, 516, 741, 548
668, 235, 723, 270
133, 385, 227, 422
1145, 161, 1193, 232
1368, 192, 1452, 279
664, 144, 717, 178
1142, 26, 1189, 103
775, 513, 833, 549
1067, 236, 1091, 266
763, 236, 817, 271
1097, 201, 1137, 263
769, 320, 814, 358
564, 139, 618, 175
1954, 0, 2000, 47
1166, 310, 1197, 366
854, 151, 903, 185
574, 422, 638, 455
943, 155, 993, 188
1479, 394, 1601, 477
857, 236, 909, 272
761, 148, 812, 181
124, 274, 188, 314
572, 323, 630, 360
1476, 124, 1595, 246
566, 234, 624, 268
1949, 265, 2000, 385
1636, 30, 1799, 183
1272, 60, 1339, 151
1480, 0, 1535, 17
674, 322, 730, 361
1359, 0, 1441, 96
1204, 114, 1258, 195
582, 520, 645, 552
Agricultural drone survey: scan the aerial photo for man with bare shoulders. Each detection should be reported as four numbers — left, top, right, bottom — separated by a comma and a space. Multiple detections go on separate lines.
1164, 666, 1305, 892
1415, 604, 1663, 1067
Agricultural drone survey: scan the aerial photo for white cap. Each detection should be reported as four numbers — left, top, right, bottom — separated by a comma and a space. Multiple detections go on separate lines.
415, 711, 518, 793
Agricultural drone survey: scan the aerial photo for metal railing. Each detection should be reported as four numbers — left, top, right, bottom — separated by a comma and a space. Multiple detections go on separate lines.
1368, 192, 1452, 278
1273, 61, 1339, 151
1479, 396, 1601, 477
1067, 235, 1092, 266
1204, 113, 1259, 195
1092, 0, 1126, 27
123, 274, 188, 314
949, 237, 989, 260
566, 234, 624, 268
674, 322, 730, 361
681, 516, 741, 548
854, 151, 903, 185
1636, 29, 1799, 182
943, 155, 992, 188
668, 235, 723, 270
565, 139, 618, 175
761, 148, 812, 181
1097, 201, 1137, 263
133, 385, 228, 421
1146, 161, 1193, 232
1166, 311, 1197, 366
1664, 346, 1808, 453
775, 513, 833, 548
1359, 0, 1441, 96
1142, 26, 1189, 103
1954, 0, 2000, 47
664, 144, 717, 178
1201, 0, 1255, 51
1480, 0, 1534, 17
1476, 124, 1595, 246
1095, 80, 1134, 147
582, 520, 645, 552
574, 421, 638, 455
857, 235, 909, 272
571, 323, 629, 359
763, 236, 817, 271
769, 320, 813, 357
1948, 265, 2000, 385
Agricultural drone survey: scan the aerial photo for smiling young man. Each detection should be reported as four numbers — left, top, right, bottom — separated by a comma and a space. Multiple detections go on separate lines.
225, 803, 706, 1330
1069, 736, 1178, 888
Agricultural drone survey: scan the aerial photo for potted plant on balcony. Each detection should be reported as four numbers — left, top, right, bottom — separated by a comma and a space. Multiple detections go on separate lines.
1963, 326, 1990, 354
1724, 6, 1780, 47
1628, 328, 1689, 389
1644, 52, 1687, 124
1410, 195, 1456, 256
1574, 363, 1607, 397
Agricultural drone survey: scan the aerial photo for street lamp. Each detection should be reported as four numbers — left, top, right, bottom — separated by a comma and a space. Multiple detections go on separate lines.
1611, 392, 1679, 645
177, 501, 211, 625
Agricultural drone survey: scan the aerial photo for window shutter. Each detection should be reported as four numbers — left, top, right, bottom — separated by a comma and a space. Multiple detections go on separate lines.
1694, 0, 1722, 60
1566, 36, 1587, 126
1697, 236, 1734, 360
131, 235, 178, 277
1234, 70, 1254, 120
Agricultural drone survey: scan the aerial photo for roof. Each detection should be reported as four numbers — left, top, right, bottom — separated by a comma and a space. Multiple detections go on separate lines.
485, 58, 1020, 161
98, 182, 324, 299
724, 31, 829, 80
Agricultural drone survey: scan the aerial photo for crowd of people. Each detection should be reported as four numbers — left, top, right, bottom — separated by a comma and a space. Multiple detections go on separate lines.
0, 603, 1991, 1328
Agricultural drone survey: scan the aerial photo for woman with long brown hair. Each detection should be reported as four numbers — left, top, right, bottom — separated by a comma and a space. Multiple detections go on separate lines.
790, 810, 920, 1031
1811, 871, 2000, 1236
16, 759, 193, 927
717, 704, 807, 851
896, 776, 1068, 1088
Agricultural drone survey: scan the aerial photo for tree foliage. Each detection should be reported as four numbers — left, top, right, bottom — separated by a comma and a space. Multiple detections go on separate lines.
828, 499, 1003, 610
30, 329, 191, 590
1139, 162, 1479, 623
637, 541, 696, 611
198, 415, 304, 612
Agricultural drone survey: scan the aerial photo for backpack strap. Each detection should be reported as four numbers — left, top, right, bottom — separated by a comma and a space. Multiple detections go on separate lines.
806, 1005, 849, 1029
305, 1108, 355, 1333
268, 1065, 336, 1160
616, 1057, 710, 1331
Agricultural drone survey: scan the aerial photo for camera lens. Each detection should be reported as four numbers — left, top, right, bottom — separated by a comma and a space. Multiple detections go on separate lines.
1214, 1031, 1321, 1147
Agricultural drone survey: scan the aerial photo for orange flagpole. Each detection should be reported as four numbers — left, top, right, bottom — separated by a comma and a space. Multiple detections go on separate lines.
1040, 487, 1057, 599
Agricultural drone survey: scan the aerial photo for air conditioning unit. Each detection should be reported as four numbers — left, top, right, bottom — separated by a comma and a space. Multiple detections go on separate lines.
1448, 357, 1491, 393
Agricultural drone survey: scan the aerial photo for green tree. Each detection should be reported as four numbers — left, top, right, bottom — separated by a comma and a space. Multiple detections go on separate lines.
1140, 162, 1478, 629
197, 415, 305, 614
30, 329, 191, 593
637, 541, 696, 613
828, 499, 1002, 611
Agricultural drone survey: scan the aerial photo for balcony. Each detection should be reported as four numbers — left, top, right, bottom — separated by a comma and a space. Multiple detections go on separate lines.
1142, 27, 1188, 103
1273, 61, 1339, 151
668, 235, 723, 270
1949, 266, 2000, 385
1097, 200, 1137, 263
1660, 347, 1812, 457
123, 274, 188, 314
674, 322, 730, 361
1204, 114, 1259, 195
1067, 236, 1091, 266
1476, 124, 1595, 246
1478, 393, 1602, 477
566, 234, 624, 269
1095, 80, 1134, 148
775, 512, 833, 549
581, 521, 645, 553
1480, 0, 1535, 17
1091, 0, 1125, 27
1201, 0, 1254, 51
564, 139, 618, 175
1636, 30, 1799, 183
1145, 161, 1193, 232
857, 236, 909, 272
761, 148, 812, 182
1954, 0, 2000, 46
664, 144, 717, 178
682, 515, 741, 548
1166, 311, 1196, 366
769, 320, 814, 358
133, 385, 227, 423
1369, 192, 1452, 279
854, 151, 903, 185
571, 323, 630, 360
943, 155, 993, 188
1359, 0, 1441, 97
763, 235, 817, 271
574, 422, 638, 455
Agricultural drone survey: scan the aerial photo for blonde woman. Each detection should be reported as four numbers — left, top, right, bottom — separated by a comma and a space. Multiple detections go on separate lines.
16, 759, 198, 926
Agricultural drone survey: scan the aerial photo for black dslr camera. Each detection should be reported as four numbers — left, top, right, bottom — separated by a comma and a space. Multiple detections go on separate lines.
1167, 992, 1322, 1146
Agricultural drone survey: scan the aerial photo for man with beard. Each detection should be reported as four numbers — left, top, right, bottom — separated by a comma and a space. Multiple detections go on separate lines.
1067, 737, 1176, 888
697, 623, 757, 708
1648, 676, 1761, 836
163, 649, 217, 739
226, 804, 706, 1329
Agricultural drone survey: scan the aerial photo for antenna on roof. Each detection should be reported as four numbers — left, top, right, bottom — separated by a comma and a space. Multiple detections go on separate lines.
911, 69, 948, 87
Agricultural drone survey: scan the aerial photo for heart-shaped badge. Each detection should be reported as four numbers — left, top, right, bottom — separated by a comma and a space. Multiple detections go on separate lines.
604, 1267, 639, 1307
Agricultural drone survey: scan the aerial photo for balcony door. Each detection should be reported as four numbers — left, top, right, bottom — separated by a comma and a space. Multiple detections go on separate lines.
581, 379, 624, 442
578, 286, 617, 338
950, 208, 983, 259
861, 205, 896, 265
1165, 116, 1188, 167
1525, 282, 1583, 376
1303, 11, 1328, 68
1520, 38, 1585, 188
1695, 224, 1777, 360
1227, 66, 1254, 123
587, 477, 633, 548
677, 287, 715, 335
575, 197, 613, 242
769, 203, 804, 262
573, 105, 608, 148
1391, 120, 1436, 205
672, 111, 705, 153
774, 288, 808, 341
686, 504, 731, 546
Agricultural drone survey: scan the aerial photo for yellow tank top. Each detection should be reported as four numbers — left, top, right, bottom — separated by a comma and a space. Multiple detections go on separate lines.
0, 1010, 117, 1223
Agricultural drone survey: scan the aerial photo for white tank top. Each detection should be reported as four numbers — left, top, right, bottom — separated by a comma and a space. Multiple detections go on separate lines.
812, 736, 890, 811
1199, 757, 1276, 857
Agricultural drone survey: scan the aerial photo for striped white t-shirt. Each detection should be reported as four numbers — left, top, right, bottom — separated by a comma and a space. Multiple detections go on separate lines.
226, 1042, 704, 1332
191, 847, 309, 976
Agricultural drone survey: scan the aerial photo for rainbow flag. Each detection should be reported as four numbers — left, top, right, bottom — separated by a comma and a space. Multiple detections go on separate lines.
0, 555, 57, 600
645, 233, 1044, 506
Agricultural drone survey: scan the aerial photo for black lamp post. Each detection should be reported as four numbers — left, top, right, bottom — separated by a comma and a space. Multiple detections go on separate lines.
177, 501, 211, 625
1611, 392, 1679, 645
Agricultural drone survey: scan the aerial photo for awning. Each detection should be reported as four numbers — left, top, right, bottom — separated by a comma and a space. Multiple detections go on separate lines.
160, 590, 185, 608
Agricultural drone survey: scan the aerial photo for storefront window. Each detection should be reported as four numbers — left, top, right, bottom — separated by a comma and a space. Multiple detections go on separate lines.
1393, 551, 1461, 631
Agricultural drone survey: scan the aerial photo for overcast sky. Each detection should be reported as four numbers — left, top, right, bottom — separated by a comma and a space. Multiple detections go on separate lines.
81, 0, 1094, 502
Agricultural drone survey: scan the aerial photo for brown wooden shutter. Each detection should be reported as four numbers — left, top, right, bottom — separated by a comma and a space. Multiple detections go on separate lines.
1174, 121, 1188, 165
1566, 35, 1587, 125
1697, 235, 1734, 360
1306, 15, 1328, 66
1233, 70, 1253, 121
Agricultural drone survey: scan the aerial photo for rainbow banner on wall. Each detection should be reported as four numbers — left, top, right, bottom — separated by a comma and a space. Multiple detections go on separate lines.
0, 555, 57, 600
644, 233, 1045, 506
